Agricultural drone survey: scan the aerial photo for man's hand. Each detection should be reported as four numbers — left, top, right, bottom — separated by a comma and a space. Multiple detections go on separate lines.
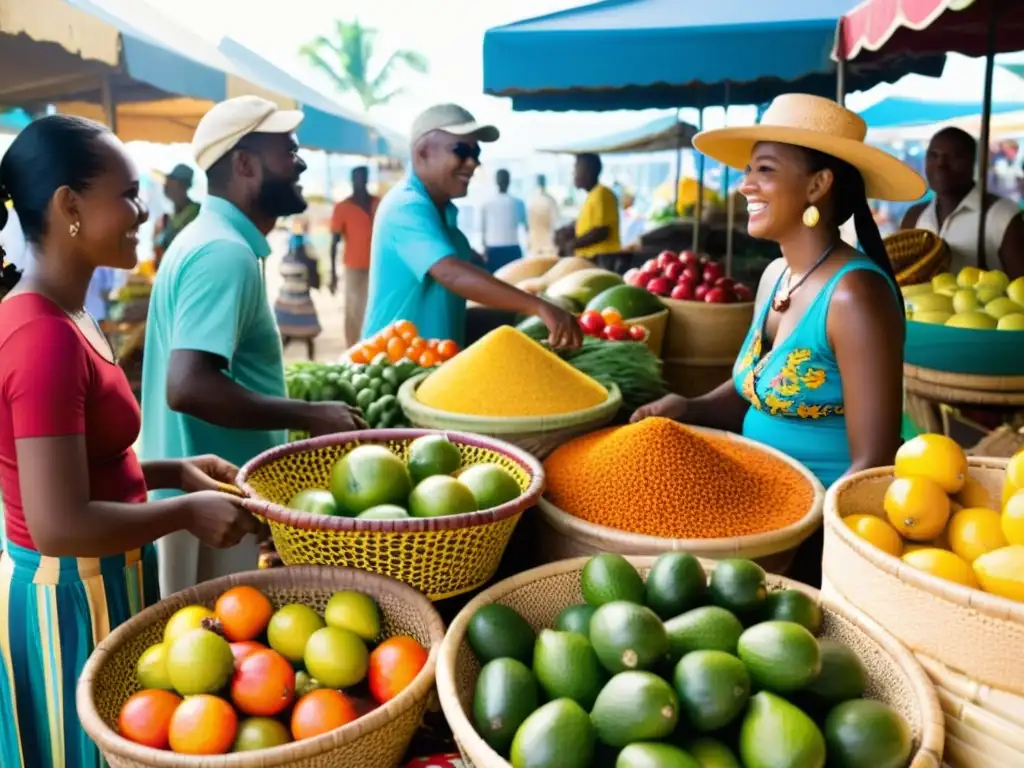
180, 454, 241, 493
305, 402, 369, 437
537, 300, 583, 350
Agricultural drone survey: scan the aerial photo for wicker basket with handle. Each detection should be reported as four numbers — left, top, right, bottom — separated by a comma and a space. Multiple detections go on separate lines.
436, 556, 944, 768
236, 429, 545, 601
77, 566, 446, 768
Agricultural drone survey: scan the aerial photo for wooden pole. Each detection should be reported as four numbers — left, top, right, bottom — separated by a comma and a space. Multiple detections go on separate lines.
975, 3, 999, 270
724, 82, 734, 276
101, 76, 117, 134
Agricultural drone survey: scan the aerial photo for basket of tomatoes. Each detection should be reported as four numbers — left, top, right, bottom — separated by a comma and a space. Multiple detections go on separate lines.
577, 307, 668, 358
77, 566, 446, 768
348, 319, 460, 368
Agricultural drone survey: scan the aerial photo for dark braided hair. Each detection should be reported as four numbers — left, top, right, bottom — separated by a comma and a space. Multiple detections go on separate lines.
0, 115, 110, 297
797, 147, 903, 309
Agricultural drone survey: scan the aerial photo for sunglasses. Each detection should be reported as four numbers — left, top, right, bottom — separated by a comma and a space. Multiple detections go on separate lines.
452, 142, 482, 163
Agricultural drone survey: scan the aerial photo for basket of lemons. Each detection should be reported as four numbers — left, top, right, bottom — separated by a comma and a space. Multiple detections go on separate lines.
436, 553, 943, 768
237, 429, 545, 601
825, 436, 1024, 765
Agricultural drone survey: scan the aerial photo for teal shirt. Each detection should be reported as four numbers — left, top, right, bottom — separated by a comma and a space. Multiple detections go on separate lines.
362, 174, 473, 345
733, 259, 897, 488
140, 196, 287, 491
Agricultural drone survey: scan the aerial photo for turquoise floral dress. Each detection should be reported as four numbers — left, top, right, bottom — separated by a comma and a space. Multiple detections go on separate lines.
732, 259, 895, 488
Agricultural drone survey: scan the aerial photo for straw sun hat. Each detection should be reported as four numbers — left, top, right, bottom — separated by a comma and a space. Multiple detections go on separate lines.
693, 94, 926, 202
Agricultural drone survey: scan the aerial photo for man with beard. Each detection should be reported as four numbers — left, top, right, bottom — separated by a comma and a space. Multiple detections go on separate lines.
901, 127, 1024, 278
363, 104, 581, 348
140, 97, 365, 596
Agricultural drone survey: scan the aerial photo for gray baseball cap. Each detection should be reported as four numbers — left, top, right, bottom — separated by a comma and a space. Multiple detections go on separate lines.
411, 104, 500, 144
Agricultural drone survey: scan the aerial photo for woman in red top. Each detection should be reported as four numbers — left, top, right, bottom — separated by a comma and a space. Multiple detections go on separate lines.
0, 116, 257, 768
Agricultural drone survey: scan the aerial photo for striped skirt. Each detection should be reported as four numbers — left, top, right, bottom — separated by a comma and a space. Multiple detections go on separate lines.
0, 541, 159, 768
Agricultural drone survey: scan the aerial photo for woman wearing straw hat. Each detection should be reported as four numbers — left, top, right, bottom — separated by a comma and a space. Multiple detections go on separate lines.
632, 94, 926, 585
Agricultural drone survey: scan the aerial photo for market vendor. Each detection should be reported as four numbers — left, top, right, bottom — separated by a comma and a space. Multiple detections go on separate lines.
900, 127, 1024, 278
555, 153, 623, 271
0, 115, 258, 768
140, 96, 366, 598
362, 103, 582, 349
153, 163, 200, 267
631, 94, 926, 586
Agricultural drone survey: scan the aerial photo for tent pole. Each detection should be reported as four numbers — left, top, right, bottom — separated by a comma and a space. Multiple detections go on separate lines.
724, 83, 734, 277
673, 107, 682, 212
975, 3, 999, 270
835, 18, 847, 105
101, 76, 117, 134
694, 108, 704, 255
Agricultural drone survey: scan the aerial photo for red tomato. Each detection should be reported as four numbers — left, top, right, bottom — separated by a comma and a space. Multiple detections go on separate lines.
628, 325, 648, 342
695, 283, 710, 301
704, 286, 734, 304
368, 636, 429, 704
119, 690, 182, 749
599, 308, 624, 326
231, 648, 295, 717
681, 265, 701, 283
291, 689, 358, 741
640, 258, 661, 275
671, 282, 695, 301
702, 263, 724, 283
680, 250, 699, 265
578, 310, 605, 336
230, 640, 266, 668
656, 250, 679, 269
604, 324, 631, 342
663, 262, 684, 282
734, 283, 754, 302
646, 277, 673, 296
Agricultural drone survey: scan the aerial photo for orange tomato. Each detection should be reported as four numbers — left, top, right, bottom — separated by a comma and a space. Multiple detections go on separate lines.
408, 337, 428, 353
215, 585, 273, 642
365, 337, 386, 356
436, 340, 459, 360
168, 694, 238, 755
417, 349, 439, 368
394, 320, 418, 339
379, 326, 397, 342
230, 640, 266, 668
349, 347, 369, 365
386, 336, 408, 363
231, 648, 295, 717
290, 689, 358, 741
427, 338, 441, 350
368, 636, 429, 704
118, 689, 181, 750
600, 308, 624, 326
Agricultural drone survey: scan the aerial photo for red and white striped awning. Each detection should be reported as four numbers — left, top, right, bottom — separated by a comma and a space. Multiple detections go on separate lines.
834, 0, 1024, 62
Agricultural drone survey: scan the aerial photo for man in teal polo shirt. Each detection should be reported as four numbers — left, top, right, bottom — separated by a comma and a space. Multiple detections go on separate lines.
141, 96, 364, 597
363, 103, 582, 348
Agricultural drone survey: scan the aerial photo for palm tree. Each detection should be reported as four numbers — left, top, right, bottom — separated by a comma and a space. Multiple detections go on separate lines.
299, 19, 428, 111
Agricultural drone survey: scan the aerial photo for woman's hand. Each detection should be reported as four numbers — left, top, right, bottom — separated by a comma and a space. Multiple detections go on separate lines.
183, 491, 259, 549
630, 394, 689, 424
180, 454, 241, 494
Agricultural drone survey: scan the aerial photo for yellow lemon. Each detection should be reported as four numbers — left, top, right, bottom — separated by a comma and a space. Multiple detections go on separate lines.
844, 514, 904, 558
903, 542, 933, 554
947, 507, 1007, 564
894, 434, 968, 493
1007, 451, 1024, 490
955, 475, 994, 510
1004, 481, 1019, 511
902, 548, 979, 589
973, 546, 1024, 602
884, 476, 951, 541
163, 605, 216, 646
1002, 490, 1024, 546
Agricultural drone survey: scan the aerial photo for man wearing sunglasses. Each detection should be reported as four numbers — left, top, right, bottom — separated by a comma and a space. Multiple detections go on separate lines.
362, 103, 582, 349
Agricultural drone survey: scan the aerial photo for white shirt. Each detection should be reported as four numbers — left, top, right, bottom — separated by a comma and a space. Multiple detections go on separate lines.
480, 193, 524, 249
0, 207, 31, 269
527, 190, 559, 256
915, 184, 1021, 272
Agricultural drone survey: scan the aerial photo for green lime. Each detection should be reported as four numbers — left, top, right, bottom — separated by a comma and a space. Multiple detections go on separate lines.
589, 601, 668, 674
533, 629, 606, 710
684, 737, 741, 768
165, 629, 234, 696
763, 590, 823, 635
303, 626, 369, 688
616, 743, 700, 768
136, 643, 173, 691
708, 559, 767, 619
467, 604, 535, 665
803, 640, 868, 704
740, 692, 825, 768
473, 658, 539, 755
330, 445, 412, 515
510, 699, 595, 768
459, 463, 522, 509
824, 699, 911, 768
407, 434, 462, 483
232, 717, 291, 751
737, 621, 822, 693
645, 552, 708, 619
408, 475, 478, 517
665, 606, 744, 661
673, 650, 750, 733
591, 671, 680, 747
324, 590, 380, 641
581, 554, 645, 606
554, 604, 597, 638
356, 504, 410, 520
267, 603, 326, 664
289, 488, 340, 516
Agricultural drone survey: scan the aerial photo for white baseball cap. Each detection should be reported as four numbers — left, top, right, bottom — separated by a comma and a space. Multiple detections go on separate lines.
192, 95, 304, 172
410, 104, 499, 145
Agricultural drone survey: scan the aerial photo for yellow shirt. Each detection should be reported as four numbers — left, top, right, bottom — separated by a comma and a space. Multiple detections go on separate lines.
575, 184, 621, 259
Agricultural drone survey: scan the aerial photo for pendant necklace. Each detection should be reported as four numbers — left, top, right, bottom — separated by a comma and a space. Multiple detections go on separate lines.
771, 242, 838, 313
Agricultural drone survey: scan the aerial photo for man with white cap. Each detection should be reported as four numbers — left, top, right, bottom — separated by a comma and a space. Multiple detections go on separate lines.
140, 96, 366, 597
362, 103, 581, 348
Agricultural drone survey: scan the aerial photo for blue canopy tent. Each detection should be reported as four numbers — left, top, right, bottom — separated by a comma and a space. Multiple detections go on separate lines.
483, 0, 945, 112
858, 96, 1024, 129
0, 0, 385, 154
537, 114, 696, 154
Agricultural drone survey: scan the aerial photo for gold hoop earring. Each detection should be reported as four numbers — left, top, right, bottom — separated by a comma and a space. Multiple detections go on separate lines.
802, 205, 820, 228
69, 221, 81, 238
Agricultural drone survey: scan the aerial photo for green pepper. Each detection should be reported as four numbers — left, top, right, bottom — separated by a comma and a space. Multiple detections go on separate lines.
364, 363, 383, 379
375, 394, 398, 412
336, 380, 357, 405
366, 400, 385, 424
356, 388, 375, 410
352, 374, 371, 391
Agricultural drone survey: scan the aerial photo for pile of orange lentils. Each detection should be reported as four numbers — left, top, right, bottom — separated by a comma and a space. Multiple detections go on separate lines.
543, 418, 815, 539
348, 320, 460, 367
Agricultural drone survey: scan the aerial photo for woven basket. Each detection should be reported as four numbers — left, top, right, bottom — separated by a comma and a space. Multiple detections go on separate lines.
77, 566, 446, 768
886, 229, 950, 286
236, 430, 545, 601
534, 426, 826, 575
435, 556, 944, 768
397, 375, 622, 460
822, 457, 1024, 695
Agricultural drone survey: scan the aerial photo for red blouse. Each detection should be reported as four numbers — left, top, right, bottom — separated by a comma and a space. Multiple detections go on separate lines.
0, 294, 147, 551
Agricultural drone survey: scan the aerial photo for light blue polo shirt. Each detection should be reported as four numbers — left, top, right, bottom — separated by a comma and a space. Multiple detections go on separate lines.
362, 174, 473, 345
139, 196, 287, 491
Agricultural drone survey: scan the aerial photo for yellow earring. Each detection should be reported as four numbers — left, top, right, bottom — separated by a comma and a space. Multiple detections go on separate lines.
69, 221, 81, 238
802, 205, 820, 228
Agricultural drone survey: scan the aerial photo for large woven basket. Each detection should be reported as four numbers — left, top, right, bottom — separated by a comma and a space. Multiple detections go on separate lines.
534, 426, 826, 575
822, 457, 1022, 693
885, 229, 950, 286
77, 566, 446, 768
823, 457, 1024, 767
398, 375, 622, 460
237, 429, 545, 600
435, 556, 944, 768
